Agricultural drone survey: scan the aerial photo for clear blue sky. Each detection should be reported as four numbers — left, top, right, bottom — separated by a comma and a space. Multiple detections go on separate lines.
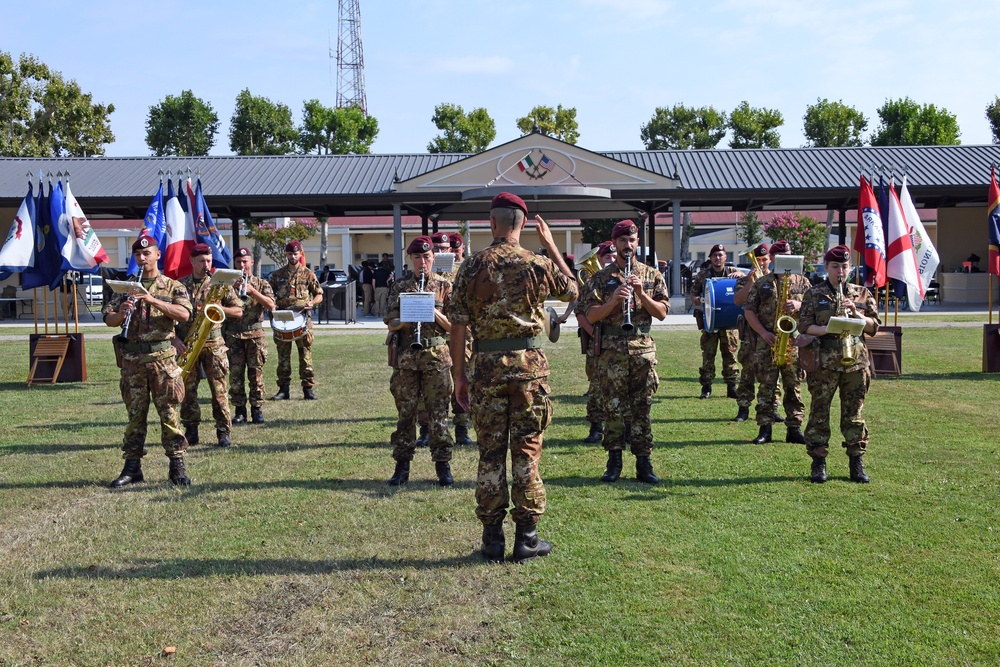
6, 0, 998, 156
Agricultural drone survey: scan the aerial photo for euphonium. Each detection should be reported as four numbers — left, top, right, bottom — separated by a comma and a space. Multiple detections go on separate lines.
621, 250, 635, 333
739, 247, 762, 279
575, 247, 602, 286
834, 277, 859, 366
179, 282, 229, 380
410, 269, 426, 350
772, 270, 797, 367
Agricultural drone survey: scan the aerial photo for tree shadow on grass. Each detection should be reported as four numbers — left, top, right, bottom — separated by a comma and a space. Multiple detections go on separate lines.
0, 442, 119, 456
884, 371, 998, 382
35, 553, 485, 580
143, 476, 477, 501
543, 473, 799, 492
0, 382, 81, 393
0, 479, 101, 490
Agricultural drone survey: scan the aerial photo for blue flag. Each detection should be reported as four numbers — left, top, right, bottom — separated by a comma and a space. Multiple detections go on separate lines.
47, 181, 74, 289
195, 179, 230, 268
22, 182, 62, 290
128, 183, 167, 276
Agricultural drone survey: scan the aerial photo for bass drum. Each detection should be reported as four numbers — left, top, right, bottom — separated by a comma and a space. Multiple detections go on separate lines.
703, 278, 741, 333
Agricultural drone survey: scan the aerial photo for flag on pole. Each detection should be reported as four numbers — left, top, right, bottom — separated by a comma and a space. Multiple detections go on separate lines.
885, 178, 924, 304
538, 154, 554, 171
162, 179, 195, 279
0, 184, 36, 274
517, 155, 534, 172
58, 181, 109, 272
989, 167, 1000, 275
900, 176, 939, 311
127, 183, 167, 276
22, 181, 61, 290
46, 180, 69, 289
853, 176, 887, 288
193, 178, 230, 268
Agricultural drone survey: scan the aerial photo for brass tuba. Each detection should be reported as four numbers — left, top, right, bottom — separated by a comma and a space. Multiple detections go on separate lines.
178, 281, 230, 381
575, 247, 602, 286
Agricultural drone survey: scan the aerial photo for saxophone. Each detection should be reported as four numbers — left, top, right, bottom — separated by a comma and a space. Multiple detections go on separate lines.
178, 281, 229, 380
772, 270, 797, 367
834, 277, 860, 366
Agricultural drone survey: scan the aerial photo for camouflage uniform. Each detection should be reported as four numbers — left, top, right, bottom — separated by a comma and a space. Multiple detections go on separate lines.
224, 274, 274, 410
385, 273, 455, 462
798, 281, 881, 458
734, 273, 758, 412
744, 271, 812, 427
448, 238, 577, 526
178, 274, 242, 436
690, 265, 739, 385
103, 275, 193, 460
574, 295, 604, 424
580, 261, 669, 455
268, 263, 323, 389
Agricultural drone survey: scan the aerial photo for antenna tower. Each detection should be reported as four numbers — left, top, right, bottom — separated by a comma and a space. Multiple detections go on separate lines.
335, 0, 367, 115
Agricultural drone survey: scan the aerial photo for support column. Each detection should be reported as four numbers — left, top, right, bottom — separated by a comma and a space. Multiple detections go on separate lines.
341, 231, 352, 269
646, 204, 656, 267
393, 204, 404, 280
838, 208, 847, 246
421, 213, 429, 236
671, 200, 683, 299
565, 230, 572, 257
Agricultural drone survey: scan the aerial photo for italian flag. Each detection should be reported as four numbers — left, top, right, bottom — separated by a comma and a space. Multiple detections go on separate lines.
517, 156, 534, 171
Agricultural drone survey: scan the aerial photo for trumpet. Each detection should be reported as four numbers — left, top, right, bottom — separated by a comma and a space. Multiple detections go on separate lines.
410, 270, 426, 351
739, 247, 763, 281
238, 270, 250, 298
621, 250, 635, 333
120, 273, 140, 339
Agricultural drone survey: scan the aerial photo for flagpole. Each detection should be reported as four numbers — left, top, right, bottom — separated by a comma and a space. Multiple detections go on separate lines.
32, 288, 38, 334
485, 151, 534, 187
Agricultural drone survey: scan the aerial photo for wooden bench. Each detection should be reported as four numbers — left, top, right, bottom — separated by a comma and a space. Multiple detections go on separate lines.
28, 336, 71, 386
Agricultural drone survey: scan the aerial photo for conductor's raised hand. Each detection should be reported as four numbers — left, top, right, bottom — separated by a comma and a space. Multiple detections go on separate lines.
535, 215, 555, 249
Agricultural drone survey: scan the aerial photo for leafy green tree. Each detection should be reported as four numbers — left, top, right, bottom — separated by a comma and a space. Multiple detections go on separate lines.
581, 218, 621, 247
298, 100, 379, 154
736, 210, 764, 248
762, 212, 827, 265
427, 103, 496, 153
0, 50, 115, 157
802, 98, 868, 147
244, 218, 318, 268
229, 89, 298, 155
728, 101, 784, 149
987, 97, 1000, 144
870, 97, 960, 146
640, 104, 728, 150
516, 104, 580, 144
145, 90, 219, 156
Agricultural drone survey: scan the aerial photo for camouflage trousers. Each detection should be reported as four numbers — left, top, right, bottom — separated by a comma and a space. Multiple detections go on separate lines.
182, 341, 231, 434
390, 367, 454, 462
274, 327, 315, 388
585, 353, 605, 423
471, 377, 551, 526
598, 350, 659, 456
699, 329, 739, 385
753, 347, 805, 428
228, 335, 268, 408
419, 350, 471, 430
735, 339, 757, 409
119, 353, 187, 460
804, 367, 871, 458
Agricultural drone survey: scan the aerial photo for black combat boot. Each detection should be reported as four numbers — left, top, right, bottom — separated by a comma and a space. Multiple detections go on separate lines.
303, 385, 317, 400
583, 421, 605, 443
109, 459, 143, 489
481, 523, 505, 563
752, 424, 772, 444
250, 406, 264, 424
810, 456, 827, 483
849, 455, 870, 483
699, 383, 712, 399
415, 424, 429, 448
635, 456, 660, 484
726, 383, 739, 399
388, 459, 410, 486
168, 457, 191, 486
785, 426, 806, 444
184, 424, 199, 446
601, 449, 623, 483
455, 424, 473, 446
271, 385, 290, 400
733, 406, 750, 422
511, 523, 552, 563
216, 430, 231, 448
233, 406, 247, 424
435, 461, 454, 487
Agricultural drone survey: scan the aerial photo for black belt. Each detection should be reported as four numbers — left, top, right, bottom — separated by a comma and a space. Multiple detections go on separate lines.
473, 336, 544, 353
603, 324, 651, 337
226, 322, 263, 333
400, 335, 446, 349
121, 340, 172, 354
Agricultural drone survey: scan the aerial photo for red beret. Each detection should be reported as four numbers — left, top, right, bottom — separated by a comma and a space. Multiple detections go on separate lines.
611, 220, 638, 239
824, 245, 851, 263
596, 240, 616, 257
285, 240, 302, 252
407, 236, 433, 254
431, 232, 450, 246
769, 240, 790, 255
710, 244, 726, 255
131, 232, 157, 252
752, 243, 769, 257
448, 232, 464, 249
490, 191, 528, 216
235, 247, 251, 258
190, 243, 212, 257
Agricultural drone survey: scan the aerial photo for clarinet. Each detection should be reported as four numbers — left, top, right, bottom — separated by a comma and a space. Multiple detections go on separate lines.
121, 273, 140, 339
621, 251, 635, 333
410, 270, 426, 350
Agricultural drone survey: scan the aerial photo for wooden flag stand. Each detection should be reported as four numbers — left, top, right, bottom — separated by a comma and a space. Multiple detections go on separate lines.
25, 276, 89, 386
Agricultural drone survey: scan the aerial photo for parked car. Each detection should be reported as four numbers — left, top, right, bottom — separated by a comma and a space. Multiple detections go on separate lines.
78, 274, 103, 305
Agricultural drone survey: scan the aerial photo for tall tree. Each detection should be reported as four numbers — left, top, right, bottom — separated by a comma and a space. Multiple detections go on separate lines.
870, 97, 960, 146
728, 101, 784, 149
987, 97, 1000, 144
298, 100, 379, 155
229, 89, 298, 155
245, 218, 318, 268
145, 90, 219, 156
640, 104, 728, 150
802, 98, 868, 147
516, 104, 580, 144
0, 50, 115, 157
427, 103, 496, 153
736, 210, 764, 248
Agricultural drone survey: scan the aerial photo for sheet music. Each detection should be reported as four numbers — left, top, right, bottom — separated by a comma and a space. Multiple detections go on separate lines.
432, 253, 455, 274
826, 316, 866, 336
272, 309, 297, 322
211, 269, 243, 286
106, 280, 149, 296
399, 292, 436, 323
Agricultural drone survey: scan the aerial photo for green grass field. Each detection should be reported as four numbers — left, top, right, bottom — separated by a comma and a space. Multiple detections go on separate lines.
1, 325, 998, 666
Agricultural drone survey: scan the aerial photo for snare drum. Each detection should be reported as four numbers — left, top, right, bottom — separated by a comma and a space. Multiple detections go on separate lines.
703, 278, 741, 333
271, 312, 308, 341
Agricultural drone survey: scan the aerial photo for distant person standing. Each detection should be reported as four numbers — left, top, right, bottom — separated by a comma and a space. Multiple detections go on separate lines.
360, 261, 376, 316
268, 240, 323, 400
373, 261, 393, 317
690, 244, 742, 399
449, 232, 466, 263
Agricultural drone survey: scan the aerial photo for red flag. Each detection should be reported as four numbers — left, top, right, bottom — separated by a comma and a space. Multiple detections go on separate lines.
988, 168, 1000, 275
856, 176, 887, 288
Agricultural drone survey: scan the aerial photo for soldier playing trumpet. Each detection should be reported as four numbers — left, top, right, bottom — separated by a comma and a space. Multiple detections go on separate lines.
225, 247, 276, 425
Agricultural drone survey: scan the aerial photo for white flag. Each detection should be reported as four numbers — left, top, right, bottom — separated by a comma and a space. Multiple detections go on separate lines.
0, 189, 36, 272
885, 179, 923, 310
59, 182, 109, 269
900, 176, 939, 312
